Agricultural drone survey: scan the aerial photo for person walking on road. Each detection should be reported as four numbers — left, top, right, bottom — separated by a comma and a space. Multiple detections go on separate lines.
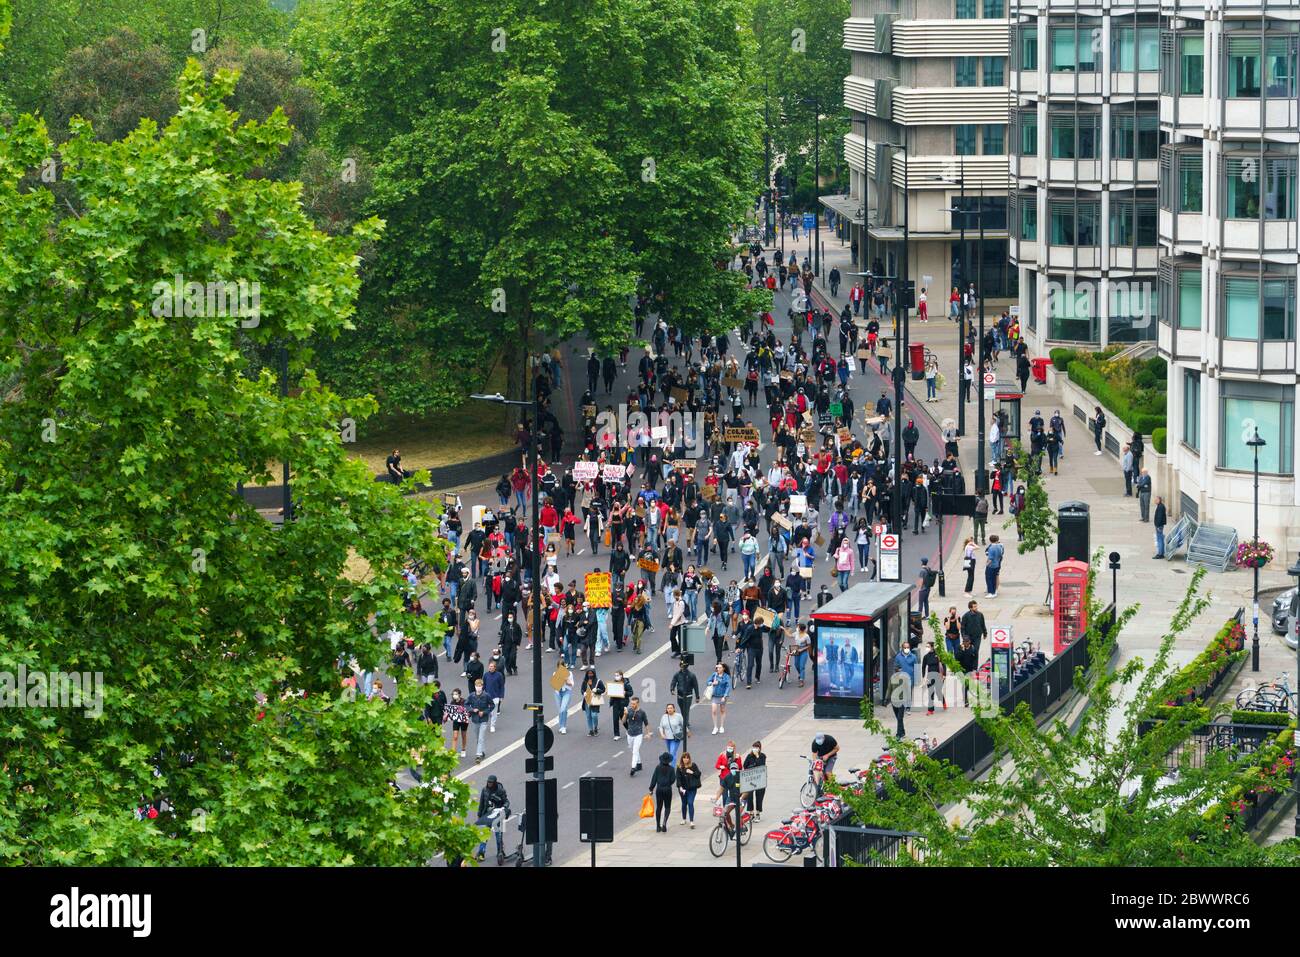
483, 659, 505, 734
648, 752, 676, 832
706, 662, 732, 734
659, 701, 686, 764
446, 688, 469, 758
671, 659, 701, 734
829, 266, 841, 298
790, 622, 812, 687
834, 537, 855, 591
466, 678, 493, 763
552, 662, 573, 735
973, 496, 988, 545
580, 667, 606, 736
677, 752, 702, 828
609, 670, 632, 739
623, 695, 649, 775
1152, 496, 1168, 557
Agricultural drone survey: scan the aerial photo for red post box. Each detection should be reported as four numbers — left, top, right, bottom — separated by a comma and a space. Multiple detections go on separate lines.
1053, 559, 1090, 655
1031, 357, 1050, 384
909, 342, 925, 380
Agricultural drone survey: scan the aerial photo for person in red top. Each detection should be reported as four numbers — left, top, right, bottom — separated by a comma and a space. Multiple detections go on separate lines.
540, 500, 559, 536
560, 507, 580, 555
849, 282, 865, 315
816, 450, 833, 474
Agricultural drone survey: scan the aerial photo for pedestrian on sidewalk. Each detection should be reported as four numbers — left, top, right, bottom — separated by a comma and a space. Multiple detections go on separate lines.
963, 535, 979, 591
949, 286, 961, 320
894, 644, 917, 711
1093, 407, 1106, 454
1131, 432, 1145, 474
984, 535, 1004, 598
1122, 444, 1134, 496
829, 265, 841, 297
1016, 351, 1031, 393
922, 641, 946, 714
957, 637, 978, 705
609, 670, 632, 738
925, 357, 938, 401
918, 287, 928, 322
961, 600, 987, 656
916, 558, 935, 615
742, 742, 767, 819
1152, 496, 1167, 558
834, 537, 855, 591
961, 359, 974, 404
648, 752, 676, 832
677, 753, 702, 828
944, 607, 962, 656
973, 496, 989, 545
1136, 468, 1153, 521
850, 281, 865, 315
888, 670, 909, 737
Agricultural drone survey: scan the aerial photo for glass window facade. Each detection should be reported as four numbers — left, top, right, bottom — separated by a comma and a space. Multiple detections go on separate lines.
1049, 113, 1100, 159
1049, 200, 1099, 245
1114, 26, 1160, 71
1112, 112, 1160, 160
1179, 154, 1203, 212
1225, 157, 1298, 220
982, 57, 1005, 86
1180, 35, 1204, 94
983, 124, 1006, 155
1050, 27, 1098, 72
1018, 111, 1037, 156
1047, 274, 1098, 342
956, 57, 978, 87
1177, 270, 1201, 330
1183, 369, 1200, 452
983, 0, 1004, 17
1021, 26, 1038, 71
1223, 276, 1297, 340
1110, 197, 1158, 246
955, 124, 978, 156
956, 0, 977, 19
1220, 381, 1294, 475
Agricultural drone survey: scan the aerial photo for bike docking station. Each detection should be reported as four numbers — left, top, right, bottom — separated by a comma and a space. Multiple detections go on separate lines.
810, 582, 914, 717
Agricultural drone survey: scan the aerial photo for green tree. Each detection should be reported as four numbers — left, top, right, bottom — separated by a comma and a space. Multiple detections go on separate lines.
847, 567, 1300, 866
0, 64, 479, 865
1006, 441, 1057, 604
297, 0, 762, 415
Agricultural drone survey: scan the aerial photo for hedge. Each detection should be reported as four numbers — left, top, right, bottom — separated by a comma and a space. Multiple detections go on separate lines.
1145, 706, 1296, 726
1068, 362, 1166, 435
1204, 726, 1296, 829
1158, 616, 1246, 708
1049, 347, 1076, 372
1152, 427, 1167, 454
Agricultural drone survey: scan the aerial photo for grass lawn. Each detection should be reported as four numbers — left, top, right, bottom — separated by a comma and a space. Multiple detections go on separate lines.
348, 361, 517, 474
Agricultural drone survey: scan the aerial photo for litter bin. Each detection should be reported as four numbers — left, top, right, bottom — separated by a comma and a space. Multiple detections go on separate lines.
1057, 501, 1090, 563
1031, 357, 1050, 384
909, 342, 925, 380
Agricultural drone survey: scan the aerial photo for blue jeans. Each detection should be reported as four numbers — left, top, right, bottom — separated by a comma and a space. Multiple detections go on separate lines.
695, 541, 708, 566
858, 543, 870, 566
991, 440, 1003, 463
926, 378, 937, 399
681, 788, 697, 821
795, 651, 808, 681
564, 640, 578, 669
666, 738, 681, 764
742, 553, 756, 578
585, 706, 599, 733
556, 687, 572, 730
837, 570, 850, 591
684, 590, 699, 620
596, 611, 610, 652
514, 490, 526, 511
1155, 527, 1166, 557
985, 565, 1000, 594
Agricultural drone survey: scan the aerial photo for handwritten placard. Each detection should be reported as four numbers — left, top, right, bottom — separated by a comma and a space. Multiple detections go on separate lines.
601, 464, 626, 482
724, 426, 761, 444
573, 461, 600, 482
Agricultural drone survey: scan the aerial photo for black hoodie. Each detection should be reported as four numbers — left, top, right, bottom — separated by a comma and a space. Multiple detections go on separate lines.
648, 754, 676, 791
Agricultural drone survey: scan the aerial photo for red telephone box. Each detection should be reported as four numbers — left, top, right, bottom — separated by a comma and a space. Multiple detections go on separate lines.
1053, 559, 1089, 655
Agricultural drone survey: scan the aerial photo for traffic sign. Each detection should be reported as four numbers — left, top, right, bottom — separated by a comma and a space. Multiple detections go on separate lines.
525, 723, 555, 756
982, 371, 997, 402
879, 532, 900, 582
802, 212, 815, 230
738, 765, 769, 793
873, 523, 885, 537
991, 624, 1013, 648
525, 755, 555, 773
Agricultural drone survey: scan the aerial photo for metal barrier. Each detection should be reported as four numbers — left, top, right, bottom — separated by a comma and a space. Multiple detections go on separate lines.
823, 826, 934, 867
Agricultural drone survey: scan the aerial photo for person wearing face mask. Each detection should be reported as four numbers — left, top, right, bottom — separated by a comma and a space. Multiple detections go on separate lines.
445, 688, 469, 758
705, 662, 732, 734
713, 741, 742, 806
742, 741, 767, 820
608, 670, 632, 739
659, 702, 686, 764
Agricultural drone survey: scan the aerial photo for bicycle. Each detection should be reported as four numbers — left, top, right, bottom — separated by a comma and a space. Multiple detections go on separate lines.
798, 755, 829, 808
707, 798, 754, 857
1235, 672, 1297, 715
762, 795, 845, 863
777, 643, 800, 690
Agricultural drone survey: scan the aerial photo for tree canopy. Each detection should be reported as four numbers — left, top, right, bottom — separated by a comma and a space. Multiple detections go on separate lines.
0, 64, 478, 865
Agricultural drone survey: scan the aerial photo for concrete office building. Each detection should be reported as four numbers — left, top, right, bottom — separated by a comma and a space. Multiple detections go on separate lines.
832, 0, 1017, 308
1156, 0, 1298, 550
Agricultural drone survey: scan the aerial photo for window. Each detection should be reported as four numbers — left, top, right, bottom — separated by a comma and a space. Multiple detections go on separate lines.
983, 124, 1006, 155
982, 57, 1005, 86
1223, 276, 1298, 340
956, 57, 978, 87
1049, 199, 1098, 245
983, 0, 1004, 17
1050, 27, 1097, 72
1183, 369, 1200, 452
1219, 381, 1294, 474
1109, 280, 1156, 343
1179, 154, 1203, 212
1049, 112, 1100, 159
1021, 196, 1038, 240
1047, 274, 1098, 341
955, 124, 978, 156
1180, 35, 1204, 94
1109, 197, 1157, 246
1228, 37, 1262, 97
1021, 26, 1038, 71
1266, 36, 1298, 97
953, 196, 1007, 231
1113, 26, 1160, 71
1177, 270, 1201, 330
1226, 156, 1298, 220
1112, 112, 1160, 160
1019, 112, 1037, 155
956, 0, 977, 19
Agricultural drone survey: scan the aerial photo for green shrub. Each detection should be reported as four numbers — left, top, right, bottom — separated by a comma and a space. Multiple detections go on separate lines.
1145, 356, 1167, 379
1049, 347, 1076, 372
1135, 369, 1158, 389
1152, 427, 1167, 454
1230, 709, 1294, 727
1068, 362, 1167, 436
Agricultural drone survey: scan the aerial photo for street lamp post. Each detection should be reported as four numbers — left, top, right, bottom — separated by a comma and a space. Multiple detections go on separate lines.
471, 385, 549, 867
935, 161, 968, 438
1248, 428, 1266, 672
975, 183, 987, 494
1108, 551, 1121, 634
880, 138, 909, 542
1288, 557, 1300, 836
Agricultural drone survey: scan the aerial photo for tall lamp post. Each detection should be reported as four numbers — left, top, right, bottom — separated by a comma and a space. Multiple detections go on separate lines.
471, 385, 549, 867
934, 157, 967, 437
879, 138, 910, 540
799, 97, 825, 277
1107, 551, 1121, 635
1247, 428, 1266, 671
1287, 557, 1300, 836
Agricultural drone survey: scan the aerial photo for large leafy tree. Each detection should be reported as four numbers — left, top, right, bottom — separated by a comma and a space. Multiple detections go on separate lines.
0, 64, 478, 865
297, 0, 762, 414
845, 568, 1299, 866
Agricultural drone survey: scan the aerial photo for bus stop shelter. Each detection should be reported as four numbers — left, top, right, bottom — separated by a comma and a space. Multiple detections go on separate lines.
810, 582, 913, 716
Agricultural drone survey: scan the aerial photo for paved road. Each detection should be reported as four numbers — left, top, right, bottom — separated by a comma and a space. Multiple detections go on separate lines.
426, 248, 958, 865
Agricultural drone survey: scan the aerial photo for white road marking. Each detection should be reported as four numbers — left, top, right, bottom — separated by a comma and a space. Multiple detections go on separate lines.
562, 781, 575, 790
597, 760, 608, 767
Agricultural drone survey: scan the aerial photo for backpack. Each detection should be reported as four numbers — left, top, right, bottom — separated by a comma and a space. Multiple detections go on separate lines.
925, 569, 938, 588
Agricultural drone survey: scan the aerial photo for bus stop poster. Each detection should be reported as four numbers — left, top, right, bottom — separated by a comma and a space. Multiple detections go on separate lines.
816, 625, 865, 699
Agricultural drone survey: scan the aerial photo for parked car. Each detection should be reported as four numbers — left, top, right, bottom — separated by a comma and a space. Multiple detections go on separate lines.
1271, 587, 1297, 647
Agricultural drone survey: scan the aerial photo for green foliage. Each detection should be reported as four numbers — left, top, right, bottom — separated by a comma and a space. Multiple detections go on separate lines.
846, 566, 1299, 865
1005, 442, 1056, 603
1145, 355, 1167, 379
1155, 616, 1245, 707
1152, 427, 1167, 455
298, 0, 762, 416
0, 66, 479, 864
1067, 361, 1166, 435
1048, 347, 1075, 371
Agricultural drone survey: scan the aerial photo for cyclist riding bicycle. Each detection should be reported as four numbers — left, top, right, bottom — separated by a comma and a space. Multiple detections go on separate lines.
810, 732, 839, 787
475, 775, 510, 862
